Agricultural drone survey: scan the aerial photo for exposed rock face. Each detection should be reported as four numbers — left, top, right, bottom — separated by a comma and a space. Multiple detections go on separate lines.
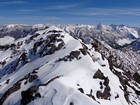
93, 70, 111, 100
0, 82, 21, 105
133, 72, 140, 84
28, 74, 38, 83
93, 70, 104, 79
101, 86, 111, 99
21, 86, 40, 105
78, 88, 84, 93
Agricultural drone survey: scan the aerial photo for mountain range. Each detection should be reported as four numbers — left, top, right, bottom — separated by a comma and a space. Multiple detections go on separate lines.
0, 24, 140, 105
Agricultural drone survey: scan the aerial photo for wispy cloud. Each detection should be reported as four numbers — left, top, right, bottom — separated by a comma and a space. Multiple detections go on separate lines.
94, 18, 120, 21
0, 1, 26, 5
16, 9, 38, 12
62, 8, 140, 16
45, 4, 78, 10
2, 6, 140, 17
0, 16, 88, 23
87, 8, 140, 16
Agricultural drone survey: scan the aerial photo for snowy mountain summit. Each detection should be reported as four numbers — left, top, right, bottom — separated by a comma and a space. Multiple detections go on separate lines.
0, 25, 140, 105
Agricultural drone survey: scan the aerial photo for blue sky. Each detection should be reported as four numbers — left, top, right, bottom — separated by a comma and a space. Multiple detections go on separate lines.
0, 0, 140, 26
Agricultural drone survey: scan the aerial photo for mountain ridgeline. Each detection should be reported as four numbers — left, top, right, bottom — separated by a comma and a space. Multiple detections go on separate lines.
0, 24, 139, 105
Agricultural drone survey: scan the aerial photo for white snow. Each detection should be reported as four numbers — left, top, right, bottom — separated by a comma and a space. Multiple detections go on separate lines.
124, 26, 139, 38
116, 38, 133, 46
0, 36, 15, 45
33, 24, 45, 29
29, 81, 100, 105
6, 24, 17, 29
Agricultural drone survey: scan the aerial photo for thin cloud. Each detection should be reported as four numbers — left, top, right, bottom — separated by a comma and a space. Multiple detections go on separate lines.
0, 1, 26, 5
87, 8, 140, 16
0, 16, 88, 22
2, 6, 140, 17
16, 9, 39, 12
95, 18, 120, 21
61, 8, 140, 16
46, 4, 78, 10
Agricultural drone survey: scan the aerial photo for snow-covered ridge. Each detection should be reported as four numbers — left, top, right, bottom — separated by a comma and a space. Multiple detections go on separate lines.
0, 26, 139, 105
55, 24, 140, 74
0, 23, 140, 73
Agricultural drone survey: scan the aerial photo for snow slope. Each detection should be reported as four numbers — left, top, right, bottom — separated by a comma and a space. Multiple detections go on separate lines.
0, 36, 15, 46
0, 26, 140, 105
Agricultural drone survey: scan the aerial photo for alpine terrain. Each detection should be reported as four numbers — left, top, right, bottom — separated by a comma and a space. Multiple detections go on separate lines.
0, 24, 140, 105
